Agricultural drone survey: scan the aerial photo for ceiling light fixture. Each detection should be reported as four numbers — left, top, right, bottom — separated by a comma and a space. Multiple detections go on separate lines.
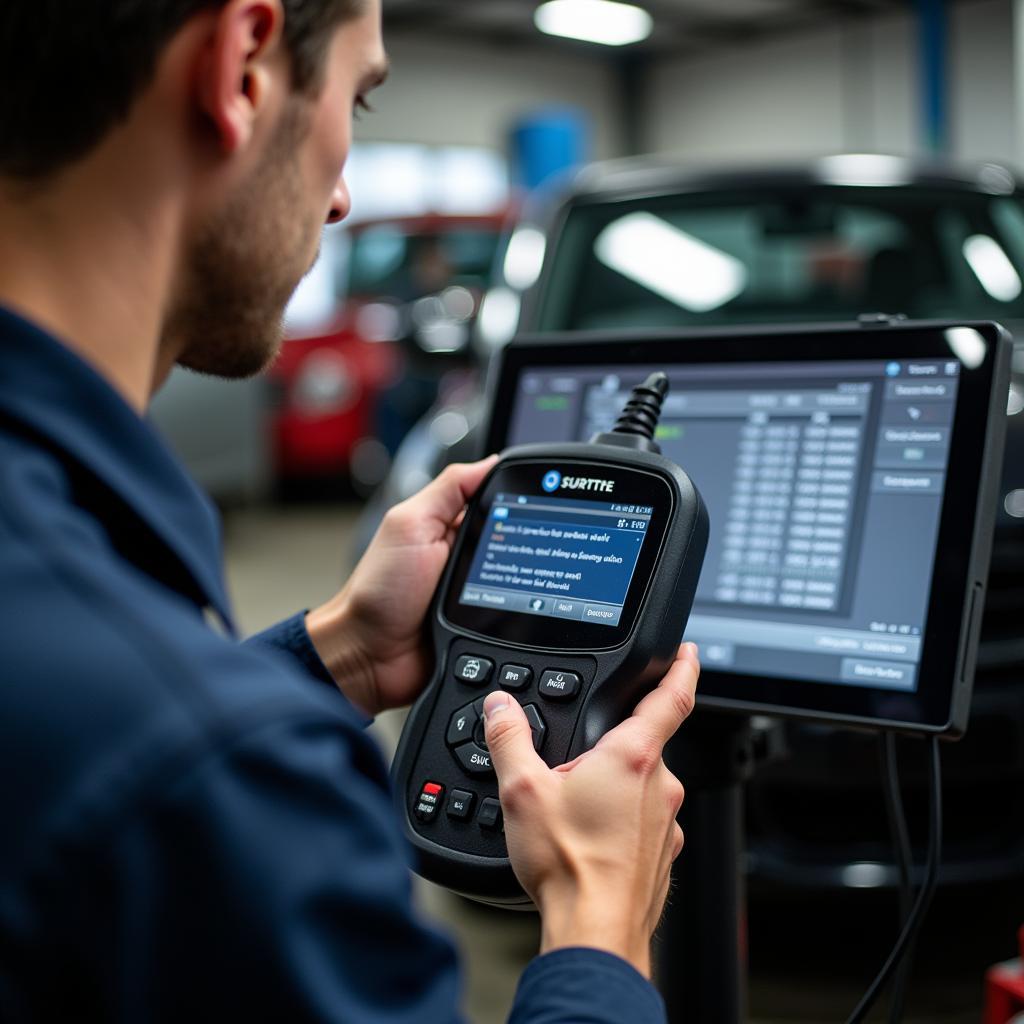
816, 154, 911, 188
595, 212, 747, 313
943, 327, 988, 370
962, 234, 1023, 303
534, 0, 653, 47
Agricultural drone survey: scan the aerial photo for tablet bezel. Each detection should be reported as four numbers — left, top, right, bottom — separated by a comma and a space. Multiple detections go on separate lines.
482, 321, 1011, 735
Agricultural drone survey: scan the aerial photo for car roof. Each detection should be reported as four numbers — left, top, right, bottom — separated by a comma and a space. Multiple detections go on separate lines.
564, 154, 1022, 204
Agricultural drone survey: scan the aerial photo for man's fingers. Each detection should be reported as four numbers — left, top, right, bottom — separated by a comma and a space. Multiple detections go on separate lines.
628, 643, 700, 746
417, 456, 499, 527
553, 750, 591, 774
482, 691, 545, 806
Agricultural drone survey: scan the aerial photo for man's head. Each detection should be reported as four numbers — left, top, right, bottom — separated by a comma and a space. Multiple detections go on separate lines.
1, 1, 370, 181
0, 0, 387, 383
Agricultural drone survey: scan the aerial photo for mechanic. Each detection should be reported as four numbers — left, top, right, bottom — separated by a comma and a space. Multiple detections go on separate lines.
0, 1, 700, 1021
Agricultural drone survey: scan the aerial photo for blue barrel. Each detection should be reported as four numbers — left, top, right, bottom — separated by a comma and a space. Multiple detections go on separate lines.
509, 109, 591, 192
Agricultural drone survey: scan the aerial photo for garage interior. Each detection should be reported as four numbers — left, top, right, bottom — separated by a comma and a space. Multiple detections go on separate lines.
149, 1, 1024, 1022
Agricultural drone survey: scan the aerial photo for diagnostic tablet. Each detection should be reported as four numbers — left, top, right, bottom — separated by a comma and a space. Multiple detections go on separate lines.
485, 321, 1011, 735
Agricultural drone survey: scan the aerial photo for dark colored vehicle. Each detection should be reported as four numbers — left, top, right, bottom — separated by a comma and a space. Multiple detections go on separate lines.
370, 155, 1024, 890
270, 212, 505, 489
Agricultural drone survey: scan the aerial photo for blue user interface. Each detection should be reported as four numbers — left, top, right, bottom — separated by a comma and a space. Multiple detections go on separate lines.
459, 493, 653, 627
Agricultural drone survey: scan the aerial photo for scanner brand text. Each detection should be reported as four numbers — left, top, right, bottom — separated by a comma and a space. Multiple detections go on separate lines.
560, 476, 615, 494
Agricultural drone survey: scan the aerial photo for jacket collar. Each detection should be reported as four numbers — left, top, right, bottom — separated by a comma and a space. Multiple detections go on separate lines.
0, 305, 236, 633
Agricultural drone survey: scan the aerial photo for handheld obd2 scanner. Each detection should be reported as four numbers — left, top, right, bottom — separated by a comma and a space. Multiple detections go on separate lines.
391, 373, 709, 905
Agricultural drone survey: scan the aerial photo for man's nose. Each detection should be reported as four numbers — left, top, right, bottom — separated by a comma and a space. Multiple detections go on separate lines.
327, 177, 351, 225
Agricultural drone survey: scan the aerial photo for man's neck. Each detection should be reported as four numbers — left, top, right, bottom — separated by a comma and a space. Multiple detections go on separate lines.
0, 147, 182, 415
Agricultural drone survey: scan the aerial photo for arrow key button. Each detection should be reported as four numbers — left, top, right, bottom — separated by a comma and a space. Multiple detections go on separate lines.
446, 703, 478, 748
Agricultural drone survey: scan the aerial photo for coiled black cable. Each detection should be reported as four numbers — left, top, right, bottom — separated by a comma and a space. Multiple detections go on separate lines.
612, 372, 669, 443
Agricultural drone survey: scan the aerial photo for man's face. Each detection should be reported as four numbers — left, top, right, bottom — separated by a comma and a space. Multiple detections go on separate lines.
173, 0, 387, 379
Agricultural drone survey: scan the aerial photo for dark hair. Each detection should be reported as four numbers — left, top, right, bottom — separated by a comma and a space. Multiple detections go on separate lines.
0, 0, 365, 180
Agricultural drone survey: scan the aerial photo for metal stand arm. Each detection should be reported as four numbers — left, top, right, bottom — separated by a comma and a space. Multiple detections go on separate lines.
657, 711, 756, 1024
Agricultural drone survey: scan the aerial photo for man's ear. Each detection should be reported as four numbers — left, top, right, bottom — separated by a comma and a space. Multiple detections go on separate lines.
196, 0, 286, 155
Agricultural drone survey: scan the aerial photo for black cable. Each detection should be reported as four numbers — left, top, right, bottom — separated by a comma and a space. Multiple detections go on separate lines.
845, 737, 942, 1024
879, 731, 914, 1023
611, 372, 669, 443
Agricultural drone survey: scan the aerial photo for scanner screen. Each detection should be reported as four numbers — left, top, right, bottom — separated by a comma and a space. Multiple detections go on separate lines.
458, 491, 653, 629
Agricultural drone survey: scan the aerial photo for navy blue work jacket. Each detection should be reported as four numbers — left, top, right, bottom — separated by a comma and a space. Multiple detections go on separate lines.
0, 307, 666, 1023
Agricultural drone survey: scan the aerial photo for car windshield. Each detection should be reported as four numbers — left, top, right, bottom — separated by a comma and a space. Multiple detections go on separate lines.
537, 186, 1024, 330
345, 225, 500, 301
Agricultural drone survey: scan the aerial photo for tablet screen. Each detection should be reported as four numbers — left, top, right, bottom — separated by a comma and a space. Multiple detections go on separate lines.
489, 323, 1011, 732
504, 357, 959, 694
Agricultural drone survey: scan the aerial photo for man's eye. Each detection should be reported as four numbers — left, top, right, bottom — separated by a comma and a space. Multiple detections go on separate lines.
354, 95, 374, 121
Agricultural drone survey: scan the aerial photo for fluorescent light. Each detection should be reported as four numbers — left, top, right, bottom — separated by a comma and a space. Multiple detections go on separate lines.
535, 0, 653, 47
944, 327, 987, 370
595, 212, 747, 313
1009, 383, 1024, 416
963, 234, 1023, 302
817, 154, 911, 188
503, 227, 547, 291
1006, 489, 1024, 518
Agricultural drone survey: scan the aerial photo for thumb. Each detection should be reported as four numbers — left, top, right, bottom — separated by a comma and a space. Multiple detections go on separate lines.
482, 691, 544, 784
420, 456, 499, 527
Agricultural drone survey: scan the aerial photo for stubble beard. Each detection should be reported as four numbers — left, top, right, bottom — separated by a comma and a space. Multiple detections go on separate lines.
169, 101, 318, 380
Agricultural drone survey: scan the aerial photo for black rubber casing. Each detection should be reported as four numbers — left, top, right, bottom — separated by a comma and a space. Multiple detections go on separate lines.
390, 442, 708, 905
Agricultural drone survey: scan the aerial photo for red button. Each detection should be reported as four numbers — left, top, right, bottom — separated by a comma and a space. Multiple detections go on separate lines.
422, 782, 443, 796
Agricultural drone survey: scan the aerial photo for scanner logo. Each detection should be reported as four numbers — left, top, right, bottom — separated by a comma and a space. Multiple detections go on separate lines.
542, 470, 562, 492
562, 476, 615, 493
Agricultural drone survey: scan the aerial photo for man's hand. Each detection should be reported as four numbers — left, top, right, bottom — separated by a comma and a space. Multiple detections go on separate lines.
483, 643, 700, 979
306, 456, 498, 717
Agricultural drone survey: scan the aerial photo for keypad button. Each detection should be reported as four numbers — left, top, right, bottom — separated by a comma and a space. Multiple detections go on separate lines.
471, 696, 545, 753
539, 669, 582, 700
446, 704, 478, 748
414, 781, 444, 822
446, 789, 476, 820
478, 797, 503, 831
498, 663, 532, 691
473, 717, 488, 750
522, 703, 547, 751
453, 655, 494, 686
472, 694, 491, 717
454, 743, 494, 776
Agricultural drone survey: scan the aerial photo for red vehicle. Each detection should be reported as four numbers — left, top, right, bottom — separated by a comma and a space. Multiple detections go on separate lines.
269, 212, 506, 488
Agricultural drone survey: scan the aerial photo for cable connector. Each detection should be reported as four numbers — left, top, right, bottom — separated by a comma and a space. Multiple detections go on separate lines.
590, 372, 670, 454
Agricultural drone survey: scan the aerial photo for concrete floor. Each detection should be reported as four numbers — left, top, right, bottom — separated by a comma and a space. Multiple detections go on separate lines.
224, 499, 1018, 1024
